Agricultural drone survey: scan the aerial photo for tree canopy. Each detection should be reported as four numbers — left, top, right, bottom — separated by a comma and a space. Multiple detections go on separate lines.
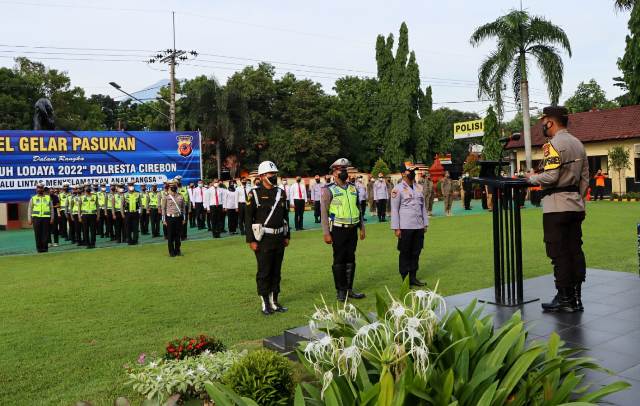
564, 79, 618, 113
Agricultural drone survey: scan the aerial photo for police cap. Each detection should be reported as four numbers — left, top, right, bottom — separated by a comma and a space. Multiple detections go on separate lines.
330, 158, 351, 169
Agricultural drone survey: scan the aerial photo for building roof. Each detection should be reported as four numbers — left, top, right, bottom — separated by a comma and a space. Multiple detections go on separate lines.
507, 105, 640, 149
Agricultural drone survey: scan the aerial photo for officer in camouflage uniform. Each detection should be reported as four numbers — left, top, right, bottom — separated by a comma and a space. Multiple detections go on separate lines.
526, 106, 589, 313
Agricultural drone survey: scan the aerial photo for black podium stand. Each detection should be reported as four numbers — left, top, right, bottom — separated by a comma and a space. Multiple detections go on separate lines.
475, 161, 539, 307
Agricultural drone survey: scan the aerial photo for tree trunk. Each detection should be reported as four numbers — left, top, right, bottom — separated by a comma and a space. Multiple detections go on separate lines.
520, 80, 533, 171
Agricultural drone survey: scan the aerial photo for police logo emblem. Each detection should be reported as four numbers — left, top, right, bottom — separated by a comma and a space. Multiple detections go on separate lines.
176, 135, 193, 157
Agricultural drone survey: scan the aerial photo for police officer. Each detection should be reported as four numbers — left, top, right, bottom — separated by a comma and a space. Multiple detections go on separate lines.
162, 179, 186, 257
28, 182, 53, 253
310, 175, 322, 223
148, 183, 162, 237
245, 161, 290, 315
321, 158, 366, 302
161, 181, 169, 239
123, 182, 141, 245
96, 183, 107, 237
105, 183, 116, 240
441, 171, 454, 216
70, 185, 85, 245
78, 184, 99, 249
58, 182, 70, 240
462, 173, 473, 210
206, 179, 225, 238
139, 183, 150, 235
391, 163, 429, 286
238, 177, 250, 235
112, 184, 125, 243
175, 175, 190, 240
355, 176, 368, 221
373, 173, 388, 222
525, 106, 589, 313
420, 171, 434, 216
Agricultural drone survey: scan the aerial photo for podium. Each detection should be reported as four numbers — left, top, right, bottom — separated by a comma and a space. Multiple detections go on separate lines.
475, 161, 539, 307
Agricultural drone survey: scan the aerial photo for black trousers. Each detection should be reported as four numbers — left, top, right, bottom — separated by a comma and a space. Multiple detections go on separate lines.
397, 229, 425, 278
314, 201, 321, 222
238, 203, 246, 235
97, 209, 105, 237
33, 217, 50, 252
82, 214, 97, 247
194, 202, 205, 229
210, 205, 223, 237
181, 205, 189, 239
125, 212, 139, 244
331, 226, 358, 265
594, 186, 605, 200
140, 209, 149, 234
227, 209, 239, 233
543, 211, 586, 289
359, 200, 367, 218
294, 199, 305, 230
189, 204, 197, 228
463, 191, 472, 210
221, 209, 227, 232
58, 210, 68, 239
68, 214, 75, 242
73, 214, 83, 244
105, 209, 114, 239
376, 199, 387, 221
49, 211, 59, 244
114, 211, 124, 242
166, 216, 182, 255
255, 244, 285, 296
150, 208, 160, 236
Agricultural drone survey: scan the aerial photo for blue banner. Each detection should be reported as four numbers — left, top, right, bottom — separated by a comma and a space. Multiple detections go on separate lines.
0, 130, 201, 202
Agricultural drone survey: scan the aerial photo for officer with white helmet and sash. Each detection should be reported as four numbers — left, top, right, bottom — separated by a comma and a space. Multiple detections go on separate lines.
245, 161, 291, 316
320, 158, 366, 302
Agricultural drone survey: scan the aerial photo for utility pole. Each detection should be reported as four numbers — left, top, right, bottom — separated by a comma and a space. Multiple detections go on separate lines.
147, 11, 197, 132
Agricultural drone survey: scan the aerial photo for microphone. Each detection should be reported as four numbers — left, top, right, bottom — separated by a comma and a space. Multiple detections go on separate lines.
499, 133, 521, 143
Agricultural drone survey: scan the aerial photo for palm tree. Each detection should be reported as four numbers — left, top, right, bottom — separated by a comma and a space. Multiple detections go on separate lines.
615, 0, 635, 11
470, 10, 571, 170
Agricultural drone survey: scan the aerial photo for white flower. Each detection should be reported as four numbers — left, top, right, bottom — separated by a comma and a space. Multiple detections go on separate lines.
185, 369, 195, 377
155, 375, 162, 382
353, 321, 390, 351
338, 345, 361, 380
196, 364, 207, 373
411, 345, 430, 378
321, 370, 333, 398
203, 349, 211, 355
148, 361, 158, 368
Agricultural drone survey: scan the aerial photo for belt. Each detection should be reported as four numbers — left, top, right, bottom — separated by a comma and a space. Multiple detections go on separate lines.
539, 185, 579, 198
167, 214, 182, 218
264, 226, 285, 235
333, 222, 359, 228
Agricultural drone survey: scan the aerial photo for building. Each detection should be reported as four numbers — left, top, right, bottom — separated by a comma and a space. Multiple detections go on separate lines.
507, 105, 640, 194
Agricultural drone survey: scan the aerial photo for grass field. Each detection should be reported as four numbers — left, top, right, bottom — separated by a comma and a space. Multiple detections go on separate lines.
0, 202, 637, 405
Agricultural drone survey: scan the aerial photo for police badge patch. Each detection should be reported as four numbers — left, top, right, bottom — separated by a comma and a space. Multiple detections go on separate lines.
542, 142, 561, 171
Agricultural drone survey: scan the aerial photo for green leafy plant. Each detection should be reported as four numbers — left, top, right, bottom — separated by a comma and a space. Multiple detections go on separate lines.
126, 350, 245, 403
371, 158, 391, 177
608, 146, 631, 195
222, 349, 295, 406
165, 334, 226, 360
292, 287, 630, 405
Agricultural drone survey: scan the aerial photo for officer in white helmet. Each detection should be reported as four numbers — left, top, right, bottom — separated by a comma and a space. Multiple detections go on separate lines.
245, 161, 291, 315
321, 158, 366, 302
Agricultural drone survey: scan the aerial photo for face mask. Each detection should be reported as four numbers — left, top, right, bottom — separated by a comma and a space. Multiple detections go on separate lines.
170, 186, 177, 192
296, 178, 301, 183
407, 170, 416, 181
267, 175, 278, 186
378, 176, 383, 179
241, 182, 246, 186
229, 185, 235, 191
100, 187, 106, 191
128, 186, 134, 191
338, 169, 349, 182
325, 178, 330, 183
152, 188, 157, 191
198, 183, 203, 187
85, 189, 91, 194
315, 178, 320, 183
37, 189, 44, 194
542, 121, 552, 138
213, 183, 219, 187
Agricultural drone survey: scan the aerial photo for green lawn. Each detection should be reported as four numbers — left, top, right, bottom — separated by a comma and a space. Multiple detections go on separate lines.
0, 202, 637, 405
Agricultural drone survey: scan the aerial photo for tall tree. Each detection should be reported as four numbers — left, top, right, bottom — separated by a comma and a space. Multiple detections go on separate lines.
470, 10, 572, 170
615, 0, 635, 11
564, 79, 618, 113
608, 146, 631, 194
374, 22, 422, 168
617, 2, 640, 105
482, 106, 502, 161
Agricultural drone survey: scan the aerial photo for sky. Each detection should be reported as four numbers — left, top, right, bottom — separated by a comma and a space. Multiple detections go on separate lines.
0, 0, 631, 120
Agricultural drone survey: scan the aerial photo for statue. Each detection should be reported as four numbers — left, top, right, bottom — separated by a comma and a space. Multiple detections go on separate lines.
33, 98, 55, 130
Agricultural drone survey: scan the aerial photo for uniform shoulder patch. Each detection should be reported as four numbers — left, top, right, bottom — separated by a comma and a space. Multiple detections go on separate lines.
391, 189, 399, 198
542, 142, 561, 171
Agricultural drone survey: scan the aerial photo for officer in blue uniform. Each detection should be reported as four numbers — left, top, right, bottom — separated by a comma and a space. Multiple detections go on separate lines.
390, 163, 429, 287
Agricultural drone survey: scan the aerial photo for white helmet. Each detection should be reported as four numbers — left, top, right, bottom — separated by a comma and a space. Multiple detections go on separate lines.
257, 161, 279, 176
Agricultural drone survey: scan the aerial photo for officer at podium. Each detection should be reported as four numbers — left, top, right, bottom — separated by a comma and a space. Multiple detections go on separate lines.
525, 106, 589, 313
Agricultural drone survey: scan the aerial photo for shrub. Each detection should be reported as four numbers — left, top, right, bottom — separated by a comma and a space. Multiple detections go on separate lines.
126, 349, 245, 402
165, 334, 225, 360
223, 349, 294, 406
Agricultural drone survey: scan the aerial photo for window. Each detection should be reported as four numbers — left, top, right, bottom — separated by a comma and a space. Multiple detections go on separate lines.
635, 157, 640, 181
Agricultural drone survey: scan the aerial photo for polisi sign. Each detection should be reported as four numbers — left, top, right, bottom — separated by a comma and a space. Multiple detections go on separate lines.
453, 119, 484, 140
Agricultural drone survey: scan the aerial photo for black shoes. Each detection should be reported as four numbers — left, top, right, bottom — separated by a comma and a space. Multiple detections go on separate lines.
336, 290, 348, 302
542, 287, 577, 313
345, 263, 366, 299
410, 277, 426, 287
575, 283, 584, 312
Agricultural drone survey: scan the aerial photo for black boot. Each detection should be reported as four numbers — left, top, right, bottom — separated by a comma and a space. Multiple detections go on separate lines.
409, 270, 426, 287
575, 283, 584, 312
333, 264, 348, 302
345, 263, 365, 299
260, 295, 274, 316
542, 287, 577, 313
270, 292, 288, 313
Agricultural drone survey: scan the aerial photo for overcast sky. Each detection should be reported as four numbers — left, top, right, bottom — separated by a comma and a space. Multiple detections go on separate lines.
0, 0, 630, 119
